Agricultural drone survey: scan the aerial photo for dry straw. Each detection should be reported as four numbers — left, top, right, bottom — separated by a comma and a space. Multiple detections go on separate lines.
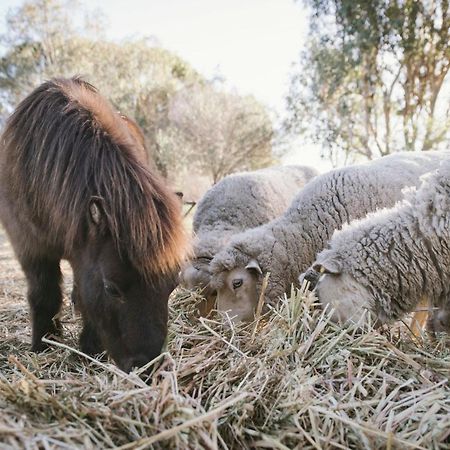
0, 234, 449, 449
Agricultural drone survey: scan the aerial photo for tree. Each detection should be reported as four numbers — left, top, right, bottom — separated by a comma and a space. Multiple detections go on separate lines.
0, 0, 275, 184
0, 0, 101, 117
168, 83, 274, 183
0, 0, 202, 166
285, 0, 450, 162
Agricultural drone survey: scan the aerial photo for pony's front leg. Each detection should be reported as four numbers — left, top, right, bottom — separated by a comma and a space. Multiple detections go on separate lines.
71, 268, 104, 357
22, 259, 63, 351
79, 321, 104, 356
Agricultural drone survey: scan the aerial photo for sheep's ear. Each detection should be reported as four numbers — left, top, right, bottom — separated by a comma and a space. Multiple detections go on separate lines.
313, 258, 342, 275
245, 259, 262, 275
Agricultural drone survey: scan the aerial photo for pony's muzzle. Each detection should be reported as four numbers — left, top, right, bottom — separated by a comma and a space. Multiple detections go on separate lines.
119, 354, 156, 373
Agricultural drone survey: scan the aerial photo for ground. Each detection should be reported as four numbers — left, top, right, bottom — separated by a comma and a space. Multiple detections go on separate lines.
0, 228, 450, 449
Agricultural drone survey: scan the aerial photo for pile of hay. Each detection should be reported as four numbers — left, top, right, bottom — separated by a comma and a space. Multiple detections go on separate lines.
0, 234, 449, 449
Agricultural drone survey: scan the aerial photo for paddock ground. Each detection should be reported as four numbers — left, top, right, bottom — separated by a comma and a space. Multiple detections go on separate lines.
0, 227, 449, 449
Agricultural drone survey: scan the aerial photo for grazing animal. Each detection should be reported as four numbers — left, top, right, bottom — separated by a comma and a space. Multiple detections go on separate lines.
179, 165, 318, 314
0, 78, 188, 372
209, 151, 450, 322
309, 160, 450, 329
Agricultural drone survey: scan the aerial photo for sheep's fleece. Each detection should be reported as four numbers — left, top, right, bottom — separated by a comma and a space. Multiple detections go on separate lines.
310, 158, 450, 328
209, 151, 450, 320
180, 165, 318, 292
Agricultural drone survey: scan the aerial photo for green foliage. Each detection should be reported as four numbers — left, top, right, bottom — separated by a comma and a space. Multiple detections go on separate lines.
285, 0, 450, 162
0, 0, 274, 183
0, 1, 201, 126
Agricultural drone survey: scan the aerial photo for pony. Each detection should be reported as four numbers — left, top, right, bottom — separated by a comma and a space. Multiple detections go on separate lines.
0, 77, 188, 372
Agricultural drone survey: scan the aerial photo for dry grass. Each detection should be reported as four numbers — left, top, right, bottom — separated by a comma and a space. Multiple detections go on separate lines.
1, 230, 450, 449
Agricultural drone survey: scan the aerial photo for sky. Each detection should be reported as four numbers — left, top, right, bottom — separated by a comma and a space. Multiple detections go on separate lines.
0, 0, 331, 170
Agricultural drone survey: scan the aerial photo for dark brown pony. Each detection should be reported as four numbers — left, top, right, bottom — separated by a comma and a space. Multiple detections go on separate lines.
0, 77, 188, 372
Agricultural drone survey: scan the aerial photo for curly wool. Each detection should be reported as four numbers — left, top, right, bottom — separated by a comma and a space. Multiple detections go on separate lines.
190, 165, 318, 262
181, 165, 318, 292
313, 159, 450, 321
210, 151, 450, 304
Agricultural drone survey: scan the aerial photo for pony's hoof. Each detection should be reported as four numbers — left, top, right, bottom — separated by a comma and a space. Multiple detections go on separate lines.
31, 324, 63, 352
31, 341, 47, 352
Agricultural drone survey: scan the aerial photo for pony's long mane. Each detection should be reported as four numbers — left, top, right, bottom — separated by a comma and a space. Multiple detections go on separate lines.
119, 113, 148, 163
3, 77, 187, 277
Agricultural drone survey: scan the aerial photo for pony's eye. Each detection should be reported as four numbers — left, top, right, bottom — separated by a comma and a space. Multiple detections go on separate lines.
232, 279, 243, 290
104, 282, 122, 298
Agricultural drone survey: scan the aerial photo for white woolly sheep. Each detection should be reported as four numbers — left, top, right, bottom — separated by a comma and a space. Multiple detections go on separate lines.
209, 151, 450, 322
308, 159, 450, 331
179, 165, 318, 305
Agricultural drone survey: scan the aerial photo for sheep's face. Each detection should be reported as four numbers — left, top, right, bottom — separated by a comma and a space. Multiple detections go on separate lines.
311, 258, 376, 325
315, 272, 374, 324
215, 265, 261, 322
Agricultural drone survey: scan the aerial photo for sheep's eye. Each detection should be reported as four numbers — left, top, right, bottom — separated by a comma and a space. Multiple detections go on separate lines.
104, 282, 122, 299
232, 279, 243, 289
197, 256, 213, 263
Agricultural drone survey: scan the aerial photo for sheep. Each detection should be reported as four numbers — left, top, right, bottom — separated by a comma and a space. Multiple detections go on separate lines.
308, 158, 450, 331
209, 151, 450, 322
179, 165, 318, 307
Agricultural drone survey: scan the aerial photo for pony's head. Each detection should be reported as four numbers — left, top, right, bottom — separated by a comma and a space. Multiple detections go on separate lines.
73, 199, 179, 372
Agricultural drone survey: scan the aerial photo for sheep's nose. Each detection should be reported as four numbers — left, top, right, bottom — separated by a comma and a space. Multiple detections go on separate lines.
299, 268, 321, 290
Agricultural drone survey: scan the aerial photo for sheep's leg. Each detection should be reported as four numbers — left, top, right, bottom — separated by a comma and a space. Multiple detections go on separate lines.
22, 258, 63, 351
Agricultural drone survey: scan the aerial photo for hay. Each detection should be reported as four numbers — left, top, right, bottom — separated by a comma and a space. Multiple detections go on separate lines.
1, 232, 450, 449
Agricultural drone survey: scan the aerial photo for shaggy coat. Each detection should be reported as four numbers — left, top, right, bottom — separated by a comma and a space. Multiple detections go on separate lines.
181, 165, 318, 293
311, 159, 450, 326
0, 78, 185, 275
